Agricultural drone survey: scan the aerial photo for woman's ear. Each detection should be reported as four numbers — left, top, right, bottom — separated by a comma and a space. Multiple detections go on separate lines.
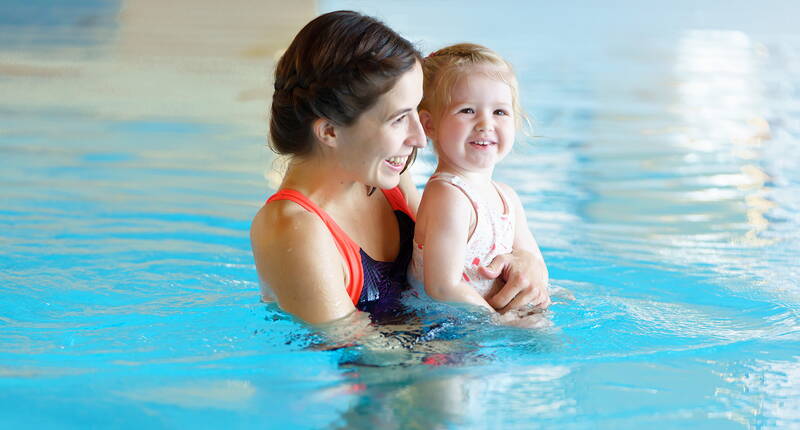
312, 118, 338, 148
419, 110, 435, 138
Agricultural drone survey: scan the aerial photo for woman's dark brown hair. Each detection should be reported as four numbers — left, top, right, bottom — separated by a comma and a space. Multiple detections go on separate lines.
269, 10, 422, 159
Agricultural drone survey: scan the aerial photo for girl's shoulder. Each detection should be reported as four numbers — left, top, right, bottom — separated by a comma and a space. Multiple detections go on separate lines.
425, 172, 479, 198
422, 174, 473, 201
491, 181, 526, 218
419, 176, 474, 206
494, 181, 521, 201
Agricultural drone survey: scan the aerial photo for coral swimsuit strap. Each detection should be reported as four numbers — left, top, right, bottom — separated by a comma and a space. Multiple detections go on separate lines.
266, 187, 414, 306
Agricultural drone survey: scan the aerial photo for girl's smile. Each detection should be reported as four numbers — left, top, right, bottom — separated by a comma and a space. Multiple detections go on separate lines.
429, 71, 515, 176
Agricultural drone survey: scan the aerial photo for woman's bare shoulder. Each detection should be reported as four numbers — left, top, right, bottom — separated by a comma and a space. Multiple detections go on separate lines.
250, 199, 354, 322
250, 200, 342, 266
252, 199, 319, 240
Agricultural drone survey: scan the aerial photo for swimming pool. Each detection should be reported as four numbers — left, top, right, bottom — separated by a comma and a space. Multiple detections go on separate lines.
1, 0, 798, 428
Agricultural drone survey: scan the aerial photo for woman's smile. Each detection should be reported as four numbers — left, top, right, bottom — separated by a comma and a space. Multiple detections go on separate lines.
384, 155, 410, 171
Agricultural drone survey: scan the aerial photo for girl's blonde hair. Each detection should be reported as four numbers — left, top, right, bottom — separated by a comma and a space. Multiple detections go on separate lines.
420, 43, 529, 132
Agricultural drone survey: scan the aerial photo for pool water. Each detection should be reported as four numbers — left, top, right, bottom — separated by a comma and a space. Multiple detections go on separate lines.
2, 1, 799, 428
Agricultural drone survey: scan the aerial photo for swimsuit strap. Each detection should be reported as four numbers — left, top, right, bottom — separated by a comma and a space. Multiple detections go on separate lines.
428, 172, 482, 224
266, 189, 363, 305
265, 187, 410, 306
380, 186, 416, 221
427, 173, 512, 240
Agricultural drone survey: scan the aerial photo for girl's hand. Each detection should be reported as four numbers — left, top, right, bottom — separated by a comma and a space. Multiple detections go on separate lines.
478, 249, 551, 313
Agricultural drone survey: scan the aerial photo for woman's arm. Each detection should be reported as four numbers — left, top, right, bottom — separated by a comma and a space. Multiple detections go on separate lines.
417, 181, 494, 312
480, 184, 551, 312
250, 201, 357, 324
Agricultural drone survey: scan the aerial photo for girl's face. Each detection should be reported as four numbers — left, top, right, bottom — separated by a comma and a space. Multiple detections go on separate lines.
430, 72, 515, 175
335, 62, 426, 189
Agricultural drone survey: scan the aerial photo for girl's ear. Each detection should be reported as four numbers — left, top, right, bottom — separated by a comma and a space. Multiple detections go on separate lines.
419, 110, 435, 138
312, 118, 338, 148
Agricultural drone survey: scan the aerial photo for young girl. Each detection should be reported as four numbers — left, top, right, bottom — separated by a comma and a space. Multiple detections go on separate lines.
410, 43, 549, 316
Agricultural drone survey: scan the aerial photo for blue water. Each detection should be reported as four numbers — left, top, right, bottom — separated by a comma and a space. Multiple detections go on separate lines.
2, 1, 799, 428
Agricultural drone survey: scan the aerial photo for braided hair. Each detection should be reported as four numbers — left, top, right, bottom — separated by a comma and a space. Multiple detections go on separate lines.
269, 11, 422, 157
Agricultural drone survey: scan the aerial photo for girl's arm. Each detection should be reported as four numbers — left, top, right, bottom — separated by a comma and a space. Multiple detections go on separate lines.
250, 201, 357, 324
417, 181, 495, 312
481, 183, 551, 311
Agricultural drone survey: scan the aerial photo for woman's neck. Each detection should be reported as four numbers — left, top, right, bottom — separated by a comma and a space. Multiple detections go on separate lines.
280, 155, 366, 209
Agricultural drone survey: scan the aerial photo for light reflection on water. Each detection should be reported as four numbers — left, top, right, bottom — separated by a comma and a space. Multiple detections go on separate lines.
1, 0, 799, 428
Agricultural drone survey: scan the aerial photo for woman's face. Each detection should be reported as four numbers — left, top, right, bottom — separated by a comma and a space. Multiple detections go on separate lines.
334, 62, 426, 190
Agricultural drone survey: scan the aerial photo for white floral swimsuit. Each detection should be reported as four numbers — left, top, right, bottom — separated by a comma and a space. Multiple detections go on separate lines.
410, 172, 515, 296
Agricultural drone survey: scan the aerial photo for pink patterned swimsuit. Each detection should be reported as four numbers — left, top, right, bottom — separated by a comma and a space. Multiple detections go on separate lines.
410, 172, 515, 296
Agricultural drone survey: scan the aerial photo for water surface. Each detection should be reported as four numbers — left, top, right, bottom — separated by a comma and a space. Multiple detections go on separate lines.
1, 1, 799, 428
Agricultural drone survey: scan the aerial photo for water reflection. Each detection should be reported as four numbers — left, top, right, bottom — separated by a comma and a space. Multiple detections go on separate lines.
571, 27, 783, 273
332, 364, 572, 429
674, 29, 775, 248
716, 358, 800, 428
120, 379, 257, 411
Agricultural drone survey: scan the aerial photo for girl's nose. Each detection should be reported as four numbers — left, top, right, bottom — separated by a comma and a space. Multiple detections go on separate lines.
476, 112, 494, 132
476, 119, 494, 132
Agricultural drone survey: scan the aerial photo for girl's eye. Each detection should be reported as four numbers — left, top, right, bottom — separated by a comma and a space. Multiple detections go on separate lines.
494, 109, 510, 116
458, 108, 475, 114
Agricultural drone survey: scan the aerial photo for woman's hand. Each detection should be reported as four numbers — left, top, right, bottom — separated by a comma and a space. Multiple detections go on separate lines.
478, 249, 550, 313
494, 306, 552, 329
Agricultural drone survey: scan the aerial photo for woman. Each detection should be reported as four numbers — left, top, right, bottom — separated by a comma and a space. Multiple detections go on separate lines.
250, 10, 550, 324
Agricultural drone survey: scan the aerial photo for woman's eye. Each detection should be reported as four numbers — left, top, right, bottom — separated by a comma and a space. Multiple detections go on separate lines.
393, 114, 407, 125
459, 108, 475, 114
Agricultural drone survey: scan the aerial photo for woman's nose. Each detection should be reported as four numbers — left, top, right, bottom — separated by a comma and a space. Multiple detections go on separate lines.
408, 112, 427, 148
